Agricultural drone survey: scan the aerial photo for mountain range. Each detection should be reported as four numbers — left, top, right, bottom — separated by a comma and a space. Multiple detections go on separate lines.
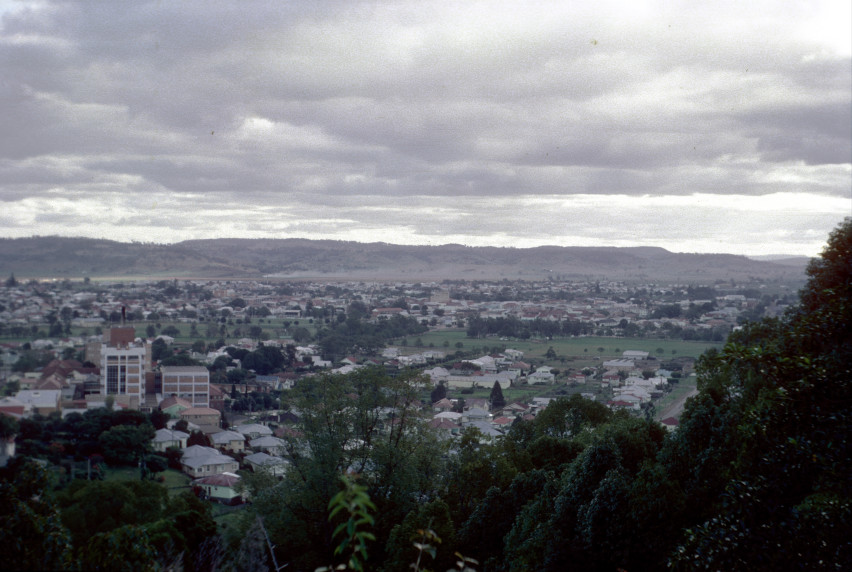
0, 236, 810, 283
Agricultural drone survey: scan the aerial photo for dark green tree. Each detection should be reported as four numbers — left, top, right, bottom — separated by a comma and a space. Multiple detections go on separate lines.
667, 218, 852, 570
0, 458, 73, 570
430, 381, 447, 404
151, 337, 171, 362
98, 423, 155, 465
489, 381, 506, 409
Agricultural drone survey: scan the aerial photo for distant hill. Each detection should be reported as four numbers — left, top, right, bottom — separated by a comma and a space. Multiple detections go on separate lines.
0, 236, 810, 283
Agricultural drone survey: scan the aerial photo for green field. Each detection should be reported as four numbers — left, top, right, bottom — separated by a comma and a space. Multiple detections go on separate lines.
101, 466, 192, 494
404, 329, 721, 364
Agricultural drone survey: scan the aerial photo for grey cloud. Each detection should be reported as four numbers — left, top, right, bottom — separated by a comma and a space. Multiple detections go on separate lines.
0, 0, 848, 255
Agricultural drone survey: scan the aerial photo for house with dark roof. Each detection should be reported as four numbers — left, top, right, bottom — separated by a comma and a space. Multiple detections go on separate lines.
193, 472, 244, 505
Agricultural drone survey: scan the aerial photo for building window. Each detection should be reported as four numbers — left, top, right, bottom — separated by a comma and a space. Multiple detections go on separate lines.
106, 365, 119, 394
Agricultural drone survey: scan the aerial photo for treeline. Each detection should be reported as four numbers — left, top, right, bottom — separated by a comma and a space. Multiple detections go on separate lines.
465, 314, 727, 342
313, 312, 428, 362
466, 315, 593, 339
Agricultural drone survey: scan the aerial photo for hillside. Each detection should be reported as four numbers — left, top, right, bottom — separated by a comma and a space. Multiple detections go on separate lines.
0, 236, 809, 283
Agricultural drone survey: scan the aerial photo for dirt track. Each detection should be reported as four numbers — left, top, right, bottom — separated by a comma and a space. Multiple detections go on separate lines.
657, 387, 699, 421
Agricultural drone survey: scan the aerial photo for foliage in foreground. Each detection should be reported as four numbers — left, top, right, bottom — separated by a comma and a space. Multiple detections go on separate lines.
2, 218, 849, 571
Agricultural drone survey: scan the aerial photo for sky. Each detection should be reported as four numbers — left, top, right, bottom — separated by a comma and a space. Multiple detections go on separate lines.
0, 1, 849, 257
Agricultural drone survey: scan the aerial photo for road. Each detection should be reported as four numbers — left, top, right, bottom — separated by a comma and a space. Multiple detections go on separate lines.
657, 387, 699, 421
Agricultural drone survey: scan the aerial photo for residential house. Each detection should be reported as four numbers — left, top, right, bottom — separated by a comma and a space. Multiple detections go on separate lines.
503, 349, 524, 361
462, 407, 491, 424
179, 407, 221, 429
465, 397, 490, 411
427, 417, 460, 437
160, 396, 193, 418
423, 367, 450, 386
235, 423, 273, 440
432, 398, 454, 412
496, 401, 531, 418
244, 452, 288, 476
465, 420, 503, 440
602, 359, 635, 371
248, 435, 287, 456
608, 399, 641, 411
208, 384, 225, 412
193, 472, 245, 505
210, 430, 246, 453
181, 445, 239, 478
528, 369, 555, 384
507, 362, 530, 376
15, 390, 61, 416
0, 397, 26, 419
433, 411, 463, 424
490, 416, 514, 431
151, 428, 189, 452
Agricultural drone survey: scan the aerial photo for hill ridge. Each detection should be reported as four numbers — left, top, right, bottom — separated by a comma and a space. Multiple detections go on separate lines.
0, 236, 808, 282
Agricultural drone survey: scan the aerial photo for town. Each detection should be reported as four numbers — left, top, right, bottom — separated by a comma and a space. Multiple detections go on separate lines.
1, 273, 798, 455
1, 264, 835, 571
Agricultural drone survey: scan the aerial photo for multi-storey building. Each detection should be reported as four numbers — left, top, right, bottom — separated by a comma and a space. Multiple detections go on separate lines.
161, 365, 210, 408
100, 326, 148, 409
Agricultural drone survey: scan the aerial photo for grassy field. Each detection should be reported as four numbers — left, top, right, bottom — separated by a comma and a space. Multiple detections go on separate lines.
100, 466, 192, 496
405, 329, 721, 363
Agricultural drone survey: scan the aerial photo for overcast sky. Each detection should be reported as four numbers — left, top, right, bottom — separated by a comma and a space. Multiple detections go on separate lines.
1, 1, 849, 256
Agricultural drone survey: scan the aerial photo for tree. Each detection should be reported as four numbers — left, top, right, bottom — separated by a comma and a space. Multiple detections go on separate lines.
99, 423, 155, 465
430, 382, 448, 404
249, 368, 444, 570
149, 409, 170, 430
0, 458, 72, 570
489, 381, 506, 409
667, 218, 852, 570
187, 430, 212, 448
292, 326, 312, 343
161, 325, 180, 337
0, 414, 18, 438
5, 273, 18, 287
151, 337, 171, 362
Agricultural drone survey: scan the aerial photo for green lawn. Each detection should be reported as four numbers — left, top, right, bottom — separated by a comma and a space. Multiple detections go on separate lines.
406, 330, 721, 363
100, 466, 192, 496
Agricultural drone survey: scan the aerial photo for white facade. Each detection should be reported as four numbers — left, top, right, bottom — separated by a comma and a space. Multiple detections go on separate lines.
101, 345, 146, 401
161, 366, 210, 408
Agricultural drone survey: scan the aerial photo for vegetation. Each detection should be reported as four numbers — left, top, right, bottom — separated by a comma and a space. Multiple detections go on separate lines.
0, 220, 847, 570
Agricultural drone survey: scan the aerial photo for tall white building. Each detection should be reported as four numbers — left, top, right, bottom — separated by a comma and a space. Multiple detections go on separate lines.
99, 326, 148, 409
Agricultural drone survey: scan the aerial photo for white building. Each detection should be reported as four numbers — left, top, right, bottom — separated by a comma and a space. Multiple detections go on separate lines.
99, 327, 149, 409
161, 365, 210, 408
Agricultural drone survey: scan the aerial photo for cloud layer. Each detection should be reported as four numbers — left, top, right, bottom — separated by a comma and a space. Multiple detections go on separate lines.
1, 0, 850, 256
